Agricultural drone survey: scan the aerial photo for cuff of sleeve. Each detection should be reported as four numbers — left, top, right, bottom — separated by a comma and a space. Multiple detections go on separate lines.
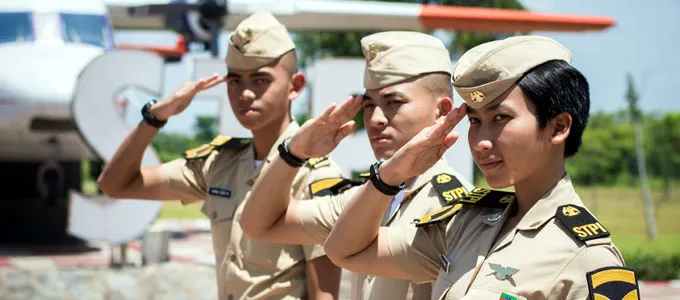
386, 225, 439, 284
297, 201, 332, 244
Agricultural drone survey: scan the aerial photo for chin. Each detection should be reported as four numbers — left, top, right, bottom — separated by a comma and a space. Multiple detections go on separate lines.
483, 174, 513, 189
371, 147, 396, 160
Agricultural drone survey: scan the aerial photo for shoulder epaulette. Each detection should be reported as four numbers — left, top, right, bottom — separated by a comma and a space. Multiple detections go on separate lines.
309, 178, 364, 198
431, 173, 470, 204
184, 136, 251, 160
586, 266, 639, 300
306, 156, 329, 169
555, 204, 610, 242
459, 188, 514, 209
413, 203, 463, 227
354, 172, 370, 183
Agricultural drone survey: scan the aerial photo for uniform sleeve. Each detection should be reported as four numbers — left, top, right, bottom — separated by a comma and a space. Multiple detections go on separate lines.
160, 155, 211, 204
291, 160, 347, 261
386, 222, 446, 284
548, 244, 627, 300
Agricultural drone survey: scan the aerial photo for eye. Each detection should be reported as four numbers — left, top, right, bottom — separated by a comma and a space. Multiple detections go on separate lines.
255, 78, 269, 84
494, 114, 510, 121
227, 79, 241, 86
363, 102, 376, 109
468, 117, 480, 124
388, 100, 403, 106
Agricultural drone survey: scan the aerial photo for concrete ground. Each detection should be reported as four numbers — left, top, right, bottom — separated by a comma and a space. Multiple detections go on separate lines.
0, 219, 677, 299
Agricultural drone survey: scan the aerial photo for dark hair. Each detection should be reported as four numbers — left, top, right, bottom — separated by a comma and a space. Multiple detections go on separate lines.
517, 59, 590, 157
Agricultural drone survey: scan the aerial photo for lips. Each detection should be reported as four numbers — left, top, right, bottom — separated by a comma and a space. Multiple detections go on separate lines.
477, 159, 503, 171
370, 134, 392, 144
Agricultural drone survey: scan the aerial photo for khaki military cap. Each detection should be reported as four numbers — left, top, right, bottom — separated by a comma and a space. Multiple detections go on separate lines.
362, 31, 452, 90
226, 11, 295, 71
452, 35, 572, 109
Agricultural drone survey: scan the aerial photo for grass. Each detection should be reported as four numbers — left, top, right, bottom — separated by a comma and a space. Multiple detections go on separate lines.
156, 201, 206, 219
575, 185, 680, 256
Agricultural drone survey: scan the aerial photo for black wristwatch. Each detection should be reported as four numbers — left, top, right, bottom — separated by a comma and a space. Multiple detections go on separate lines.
278, 137, 307, 168
369, 159, 405, 196
141, 100, 167, 128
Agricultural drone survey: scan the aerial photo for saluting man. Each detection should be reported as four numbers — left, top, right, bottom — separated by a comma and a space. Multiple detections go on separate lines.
239, 31, 474, 300
97, 11, 344, 300
323, 35, 637, 300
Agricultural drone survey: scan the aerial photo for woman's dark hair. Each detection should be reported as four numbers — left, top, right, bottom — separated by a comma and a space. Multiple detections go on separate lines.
518, 59, 590, 157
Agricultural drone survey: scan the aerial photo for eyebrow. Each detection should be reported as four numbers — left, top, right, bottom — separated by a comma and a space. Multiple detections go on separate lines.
465, 101, 502, 114
380, 91, 407, 99
225, 71, 272, 79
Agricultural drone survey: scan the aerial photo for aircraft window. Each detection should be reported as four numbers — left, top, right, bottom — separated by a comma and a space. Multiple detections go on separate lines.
60, 13, 113, 49
0, 12, 35, 44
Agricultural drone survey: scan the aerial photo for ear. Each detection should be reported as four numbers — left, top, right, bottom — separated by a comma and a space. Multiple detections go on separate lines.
550, 113, 572, 145
288, 73, 306, 101
436, 97, 454, 117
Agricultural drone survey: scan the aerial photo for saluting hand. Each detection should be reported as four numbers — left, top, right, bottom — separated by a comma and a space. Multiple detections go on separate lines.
288, 96, 363, 159
379, 103, 468, 186
149, 73, 226, 121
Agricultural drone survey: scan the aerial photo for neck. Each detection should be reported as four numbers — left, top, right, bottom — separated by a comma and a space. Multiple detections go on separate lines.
251, 116, 292, 160
512, 155, 566, 218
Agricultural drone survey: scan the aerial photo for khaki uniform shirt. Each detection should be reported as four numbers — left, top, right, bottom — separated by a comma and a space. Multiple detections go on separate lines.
298, 159, 474, 300
388, 174, 626, 300
161, 122, 344, 300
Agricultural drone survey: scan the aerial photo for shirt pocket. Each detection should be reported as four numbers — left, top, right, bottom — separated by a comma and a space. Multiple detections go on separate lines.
206, 187, 239, 222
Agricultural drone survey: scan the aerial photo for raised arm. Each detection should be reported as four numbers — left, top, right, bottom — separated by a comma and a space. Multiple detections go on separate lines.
324, 104, 467, 278
240, 96, 363, 245
97, 74, 225, 200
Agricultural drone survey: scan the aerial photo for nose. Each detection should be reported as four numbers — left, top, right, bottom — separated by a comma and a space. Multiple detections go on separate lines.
471, 127, 494, 153
368, 106, 388, 129
240, 89, 256, 101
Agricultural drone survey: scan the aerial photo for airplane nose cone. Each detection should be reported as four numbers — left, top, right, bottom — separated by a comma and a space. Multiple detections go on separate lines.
0, 44, 103, 105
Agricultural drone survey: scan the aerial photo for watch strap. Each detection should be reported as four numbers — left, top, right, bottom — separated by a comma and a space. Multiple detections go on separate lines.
141, 100, 167, 128
278, 138, 306, 168
369, 159, 404, 196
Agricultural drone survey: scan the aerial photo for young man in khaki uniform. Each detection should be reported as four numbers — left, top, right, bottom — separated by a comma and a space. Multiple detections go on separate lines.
239, 31, 473, 300
97, 11, 343, 300
323, 36, 638, 300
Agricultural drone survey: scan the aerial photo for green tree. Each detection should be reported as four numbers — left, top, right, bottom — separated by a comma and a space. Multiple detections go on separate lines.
194, 115, 218, 144
646, 112, 680, 198
151, 132, 202, 163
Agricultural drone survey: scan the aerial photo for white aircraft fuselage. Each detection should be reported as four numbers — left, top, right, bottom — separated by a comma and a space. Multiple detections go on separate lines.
0, 0, 112, 162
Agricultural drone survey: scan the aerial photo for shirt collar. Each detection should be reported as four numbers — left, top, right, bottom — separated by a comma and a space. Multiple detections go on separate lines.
403, 157, 451, 199
516, 173, 579, 231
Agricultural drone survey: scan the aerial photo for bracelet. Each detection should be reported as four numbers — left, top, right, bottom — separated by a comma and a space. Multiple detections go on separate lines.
369, 159, 405, 196
141, 100, 167, 128
278, 138, 306, 168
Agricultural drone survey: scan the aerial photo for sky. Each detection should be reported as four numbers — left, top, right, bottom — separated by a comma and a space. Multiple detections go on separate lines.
113, 0, 680, 135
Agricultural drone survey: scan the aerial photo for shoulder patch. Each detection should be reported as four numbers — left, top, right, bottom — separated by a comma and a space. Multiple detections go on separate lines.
413, 203, 463, 227
306, 156, 329, 169
309, 178, 363, 198
183, 143, 215, 160
556, 204, 610, 242
431, 173, 469, 204
586, 266, 640, 300
184, 136, 251, 160
459, 188, 514, 209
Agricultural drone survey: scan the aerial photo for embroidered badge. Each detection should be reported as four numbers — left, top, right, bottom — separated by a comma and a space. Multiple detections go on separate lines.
413, 203, 463, 227
460, 188, 514, 209
499, 292, 517, 300
431, 173, 468, 204
487, 212, 503, 223
489, 263, 519, 281
586, 266, 640, 300
555, 204, 610, 241
209, 187, 232, 198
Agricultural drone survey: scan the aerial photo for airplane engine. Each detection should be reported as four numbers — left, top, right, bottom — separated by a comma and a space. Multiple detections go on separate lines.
142, 0, 226, 56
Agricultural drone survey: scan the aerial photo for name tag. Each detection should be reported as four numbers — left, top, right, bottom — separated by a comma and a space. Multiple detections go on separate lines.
209, 187, 232, 198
